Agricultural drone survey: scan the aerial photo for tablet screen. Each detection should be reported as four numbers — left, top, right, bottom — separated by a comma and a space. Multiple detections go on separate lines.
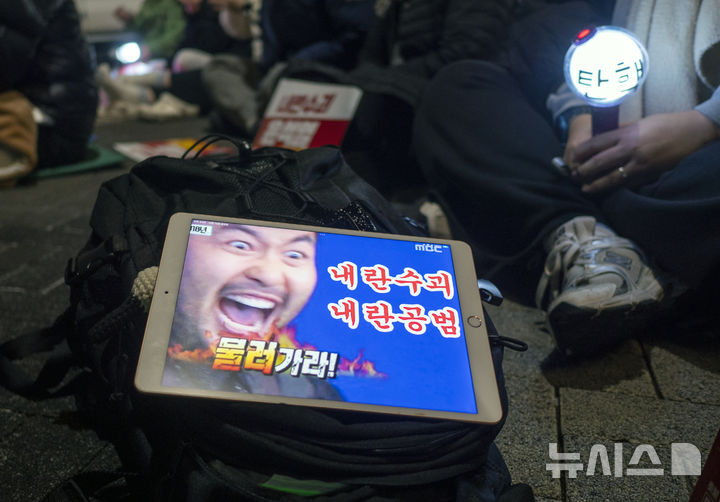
162, 218, 477, 414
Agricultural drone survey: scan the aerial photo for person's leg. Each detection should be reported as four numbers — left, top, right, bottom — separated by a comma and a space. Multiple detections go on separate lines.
115, 68, 170, 89
96, 64, 156, 104
171, 48, 213, 73
592, 142, 720, 338
412, 60, 600, 283
202, 55, 262, 135
602, 141, 720, 291
341, 92, 417, 199
135, 70, 208, 121
413, 60, 665, 356
166, 69, 212, 111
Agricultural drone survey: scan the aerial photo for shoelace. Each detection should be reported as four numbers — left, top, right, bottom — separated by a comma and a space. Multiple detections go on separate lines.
536, 230, 653, 310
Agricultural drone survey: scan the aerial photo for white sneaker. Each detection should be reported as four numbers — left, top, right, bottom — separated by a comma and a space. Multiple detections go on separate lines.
138, 92, 199, 121
97, 100, 142, 122
97, 63, 152, 104
536, 216, 664, 356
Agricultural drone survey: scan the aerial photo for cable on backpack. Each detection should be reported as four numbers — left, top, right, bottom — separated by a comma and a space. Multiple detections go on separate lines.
181, 134, 252, 160
488, 334, 529, 352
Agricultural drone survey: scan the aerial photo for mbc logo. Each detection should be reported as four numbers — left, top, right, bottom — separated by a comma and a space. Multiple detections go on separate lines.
415, 243, 444, 253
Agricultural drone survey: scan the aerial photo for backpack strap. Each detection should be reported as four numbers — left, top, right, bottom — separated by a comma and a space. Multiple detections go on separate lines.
0, 234, 137, 400
0, 308, 78, 398
65, 235, 130, 287
36, 470, 134, 502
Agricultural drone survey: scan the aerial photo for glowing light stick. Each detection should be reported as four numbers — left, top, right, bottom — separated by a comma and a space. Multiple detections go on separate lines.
115, 42, 142, 65
563, 26, 648, 135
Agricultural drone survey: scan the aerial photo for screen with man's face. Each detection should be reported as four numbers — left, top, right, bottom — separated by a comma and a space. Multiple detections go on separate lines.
162, 219, 477, 414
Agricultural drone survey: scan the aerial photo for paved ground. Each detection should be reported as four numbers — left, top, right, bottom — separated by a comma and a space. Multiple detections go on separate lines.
1, 117, 718, 502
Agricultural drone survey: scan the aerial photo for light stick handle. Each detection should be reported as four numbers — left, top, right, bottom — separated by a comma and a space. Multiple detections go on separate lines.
591, 106, 619, 136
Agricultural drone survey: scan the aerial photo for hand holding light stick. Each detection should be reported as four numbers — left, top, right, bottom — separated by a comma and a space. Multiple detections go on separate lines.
563, 26, 648, 136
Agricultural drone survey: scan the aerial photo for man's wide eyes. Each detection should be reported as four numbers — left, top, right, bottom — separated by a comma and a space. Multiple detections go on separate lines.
226, 242, 306, 260
228, 240, 250, 250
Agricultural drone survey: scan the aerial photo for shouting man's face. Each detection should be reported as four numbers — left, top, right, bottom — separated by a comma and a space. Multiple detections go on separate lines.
176, 223, 317, 346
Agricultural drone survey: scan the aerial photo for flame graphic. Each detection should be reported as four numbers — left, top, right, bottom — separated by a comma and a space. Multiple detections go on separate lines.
338, 351, 387, 378
167, 343, 214, 362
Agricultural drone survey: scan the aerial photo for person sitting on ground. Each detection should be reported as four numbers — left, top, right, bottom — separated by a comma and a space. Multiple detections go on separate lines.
113, 0, 187, 62
204, 0, 512, 170
337, 0, 514, 196
98, 0, 252, 121
0, 0, 97, 186
201, 0, 375, 137
412, 0, 720, 356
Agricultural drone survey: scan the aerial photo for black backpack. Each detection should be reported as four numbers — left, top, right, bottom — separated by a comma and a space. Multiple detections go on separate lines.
0, 138, 528, 502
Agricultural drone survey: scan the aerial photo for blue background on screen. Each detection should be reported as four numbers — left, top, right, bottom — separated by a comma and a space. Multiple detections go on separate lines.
291, 232, 477, 414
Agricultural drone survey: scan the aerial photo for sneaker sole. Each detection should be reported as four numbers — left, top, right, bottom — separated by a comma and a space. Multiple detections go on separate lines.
547, 297, 663, 357
546, 262, 665, 356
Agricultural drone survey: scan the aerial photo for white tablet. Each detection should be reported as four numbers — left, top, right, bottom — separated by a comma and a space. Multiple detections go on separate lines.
135, 213, 502, 423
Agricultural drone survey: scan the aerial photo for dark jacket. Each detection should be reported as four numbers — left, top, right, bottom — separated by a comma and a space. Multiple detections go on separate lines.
0, 0, 97, 167
260, 0, 375, 71
350, 0, 513, 106
179, 0, 251, 59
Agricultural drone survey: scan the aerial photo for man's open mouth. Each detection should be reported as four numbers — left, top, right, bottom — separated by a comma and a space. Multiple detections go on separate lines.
217, 293, 278, 335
